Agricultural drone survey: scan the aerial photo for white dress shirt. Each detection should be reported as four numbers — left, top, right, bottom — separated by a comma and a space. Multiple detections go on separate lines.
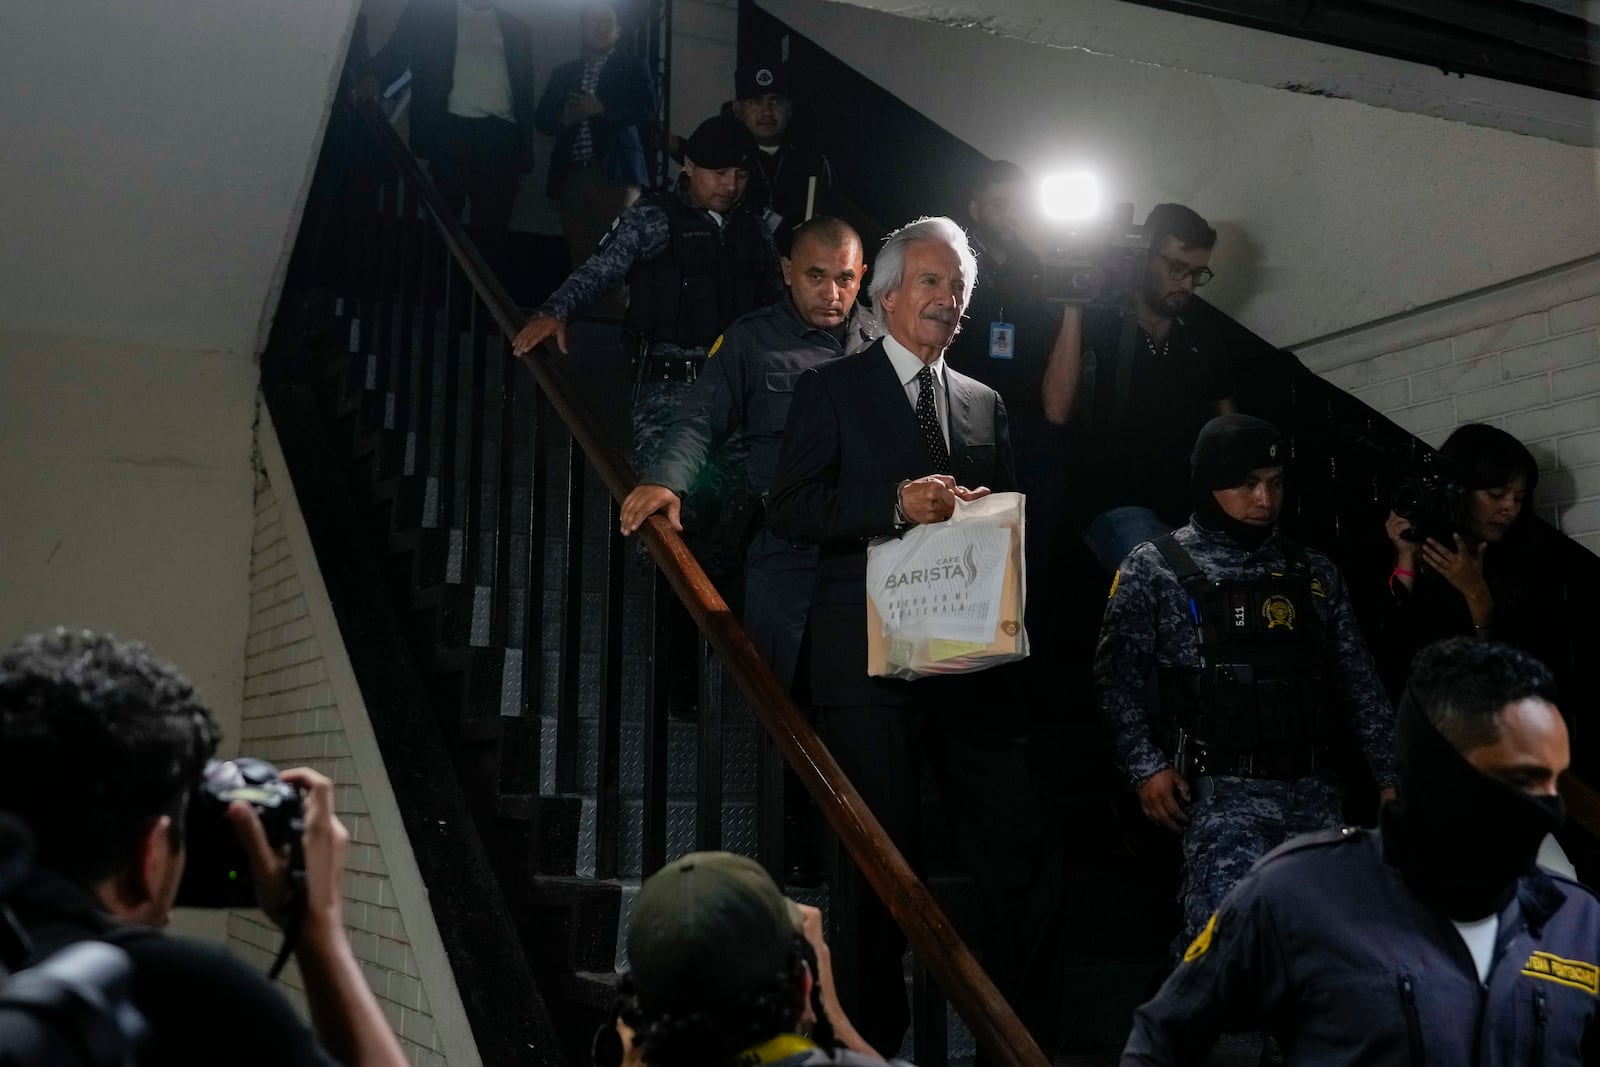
882, 332, 949, 449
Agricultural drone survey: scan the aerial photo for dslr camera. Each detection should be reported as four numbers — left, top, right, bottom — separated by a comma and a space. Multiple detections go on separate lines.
1041, 201, 1152, 304
176, 758, 304, 909
1392, 460, 1469, 546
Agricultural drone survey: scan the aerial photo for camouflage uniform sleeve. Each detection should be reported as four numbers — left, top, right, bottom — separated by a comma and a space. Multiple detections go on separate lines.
1318, 557, 1397, 785
1094, 547, 1171, 788
538, 201, 668, 322
1123, 870, 1288, 1064
639, 328, 749, 495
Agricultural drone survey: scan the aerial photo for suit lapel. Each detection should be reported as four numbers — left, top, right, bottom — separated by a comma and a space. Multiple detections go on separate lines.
944, 367, 974, 474
864, 342, 928, 470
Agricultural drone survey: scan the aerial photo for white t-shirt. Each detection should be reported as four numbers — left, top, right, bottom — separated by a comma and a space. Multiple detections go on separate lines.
446, 2, 514, 122
1452, 914, 1499, 985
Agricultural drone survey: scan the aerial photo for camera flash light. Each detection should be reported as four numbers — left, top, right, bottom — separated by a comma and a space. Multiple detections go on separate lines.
1040, 172, 1100, 222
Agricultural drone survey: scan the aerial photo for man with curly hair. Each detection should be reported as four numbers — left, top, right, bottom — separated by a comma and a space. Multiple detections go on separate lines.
0, 628, 406, 1066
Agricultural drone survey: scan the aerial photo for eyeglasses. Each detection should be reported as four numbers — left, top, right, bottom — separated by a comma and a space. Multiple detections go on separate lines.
1152, 251, 1214, 287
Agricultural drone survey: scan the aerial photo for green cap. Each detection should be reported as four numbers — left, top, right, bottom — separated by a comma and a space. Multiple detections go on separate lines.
628, 852, 799, 1015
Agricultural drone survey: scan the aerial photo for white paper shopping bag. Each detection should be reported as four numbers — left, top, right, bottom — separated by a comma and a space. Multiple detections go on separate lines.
864, 492, 1028, 680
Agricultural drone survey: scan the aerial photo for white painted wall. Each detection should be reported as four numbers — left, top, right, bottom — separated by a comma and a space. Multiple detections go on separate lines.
1299, 257, 1600, 556
759, 0, 1600, 347
0, 330, 260, 864
799, 0, 1600, 146
0, 0, 361, 355
2, 1, 356, 941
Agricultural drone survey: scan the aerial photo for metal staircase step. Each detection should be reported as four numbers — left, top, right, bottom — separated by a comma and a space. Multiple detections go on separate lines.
493, 793, 582, 877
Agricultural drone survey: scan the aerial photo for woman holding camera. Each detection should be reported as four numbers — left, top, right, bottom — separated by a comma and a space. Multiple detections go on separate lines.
1375, 422, 1552, 699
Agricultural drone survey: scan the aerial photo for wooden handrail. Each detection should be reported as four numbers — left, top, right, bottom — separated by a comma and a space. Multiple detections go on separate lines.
345, 97, 1049, 1067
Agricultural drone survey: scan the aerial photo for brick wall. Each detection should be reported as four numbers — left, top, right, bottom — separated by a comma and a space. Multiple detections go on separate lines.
1297, 257, 1600, 555
228, 409, 480, 1066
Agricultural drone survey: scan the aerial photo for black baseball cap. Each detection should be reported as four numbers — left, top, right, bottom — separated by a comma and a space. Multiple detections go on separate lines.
735, 63, 790, 100
628, 851, 801, 1016
683, 115, 757, 170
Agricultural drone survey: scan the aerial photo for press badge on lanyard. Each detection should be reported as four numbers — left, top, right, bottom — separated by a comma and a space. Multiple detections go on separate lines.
989, 321, 1015, 360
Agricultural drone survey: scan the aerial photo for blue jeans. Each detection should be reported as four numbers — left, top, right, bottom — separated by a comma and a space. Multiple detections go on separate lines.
1082, 505, 1173, 572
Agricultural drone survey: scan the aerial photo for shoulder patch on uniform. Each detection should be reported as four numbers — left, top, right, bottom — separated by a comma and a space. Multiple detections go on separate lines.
1183, 911, 1217, 963
1107, 570, 1121, 599
1522, 951, 1599, 995
708, 334, 724, 357
1310, 577, 1327, 598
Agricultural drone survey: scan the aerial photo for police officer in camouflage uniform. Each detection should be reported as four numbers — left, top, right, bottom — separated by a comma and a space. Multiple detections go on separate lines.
512, 114, 781, 510
617, 216, 873, 689
1095, 414, 1395, 959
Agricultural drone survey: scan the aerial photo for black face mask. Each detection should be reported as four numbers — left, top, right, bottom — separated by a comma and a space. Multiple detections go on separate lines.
1193, 492, 1275, 548
1382, 687, 1564, 921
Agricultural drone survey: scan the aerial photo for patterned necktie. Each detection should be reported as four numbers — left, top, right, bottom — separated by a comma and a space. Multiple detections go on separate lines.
916, 365, 950, 474
571, 58, 603, 163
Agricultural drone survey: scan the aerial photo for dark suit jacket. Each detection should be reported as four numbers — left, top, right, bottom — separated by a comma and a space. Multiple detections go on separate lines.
766, 339, 1016, 708
372, 0, 537, 167
534, 54, 656, 197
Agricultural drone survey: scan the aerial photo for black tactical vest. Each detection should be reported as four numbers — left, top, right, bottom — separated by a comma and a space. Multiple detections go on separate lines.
625, 190, 769, 348
1152, 534, 1333, 758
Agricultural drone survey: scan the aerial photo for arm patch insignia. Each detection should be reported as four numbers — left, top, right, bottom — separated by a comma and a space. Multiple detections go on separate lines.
1183, 911, 1218, 963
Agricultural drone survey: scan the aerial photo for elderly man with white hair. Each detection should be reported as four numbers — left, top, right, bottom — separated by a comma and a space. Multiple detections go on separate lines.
766, 216, 1063, 1058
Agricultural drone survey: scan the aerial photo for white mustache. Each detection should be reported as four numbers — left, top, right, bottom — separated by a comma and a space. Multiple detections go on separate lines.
921, 307, 958, 325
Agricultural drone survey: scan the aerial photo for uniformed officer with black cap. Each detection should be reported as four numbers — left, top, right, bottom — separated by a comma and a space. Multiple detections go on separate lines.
513, 114, 781, 491
732, 63, 835, 254
1095, 414, 1396, 961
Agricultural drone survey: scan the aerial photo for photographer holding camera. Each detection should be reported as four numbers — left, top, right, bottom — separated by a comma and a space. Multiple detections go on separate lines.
1377, 423, 1556, 700
1053, 203, 1237, 572
0, 628, 407, 1066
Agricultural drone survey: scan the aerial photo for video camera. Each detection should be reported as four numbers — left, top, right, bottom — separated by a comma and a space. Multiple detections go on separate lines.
1041, 201, 1151, 305
1391, 457, 1470, 546
1330, 421, 1471, 547
176, 758, 304, 909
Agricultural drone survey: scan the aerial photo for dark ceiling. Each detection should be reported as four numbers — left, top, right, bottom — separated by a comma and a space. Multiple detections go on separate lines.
1117, 0, 1600, 100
